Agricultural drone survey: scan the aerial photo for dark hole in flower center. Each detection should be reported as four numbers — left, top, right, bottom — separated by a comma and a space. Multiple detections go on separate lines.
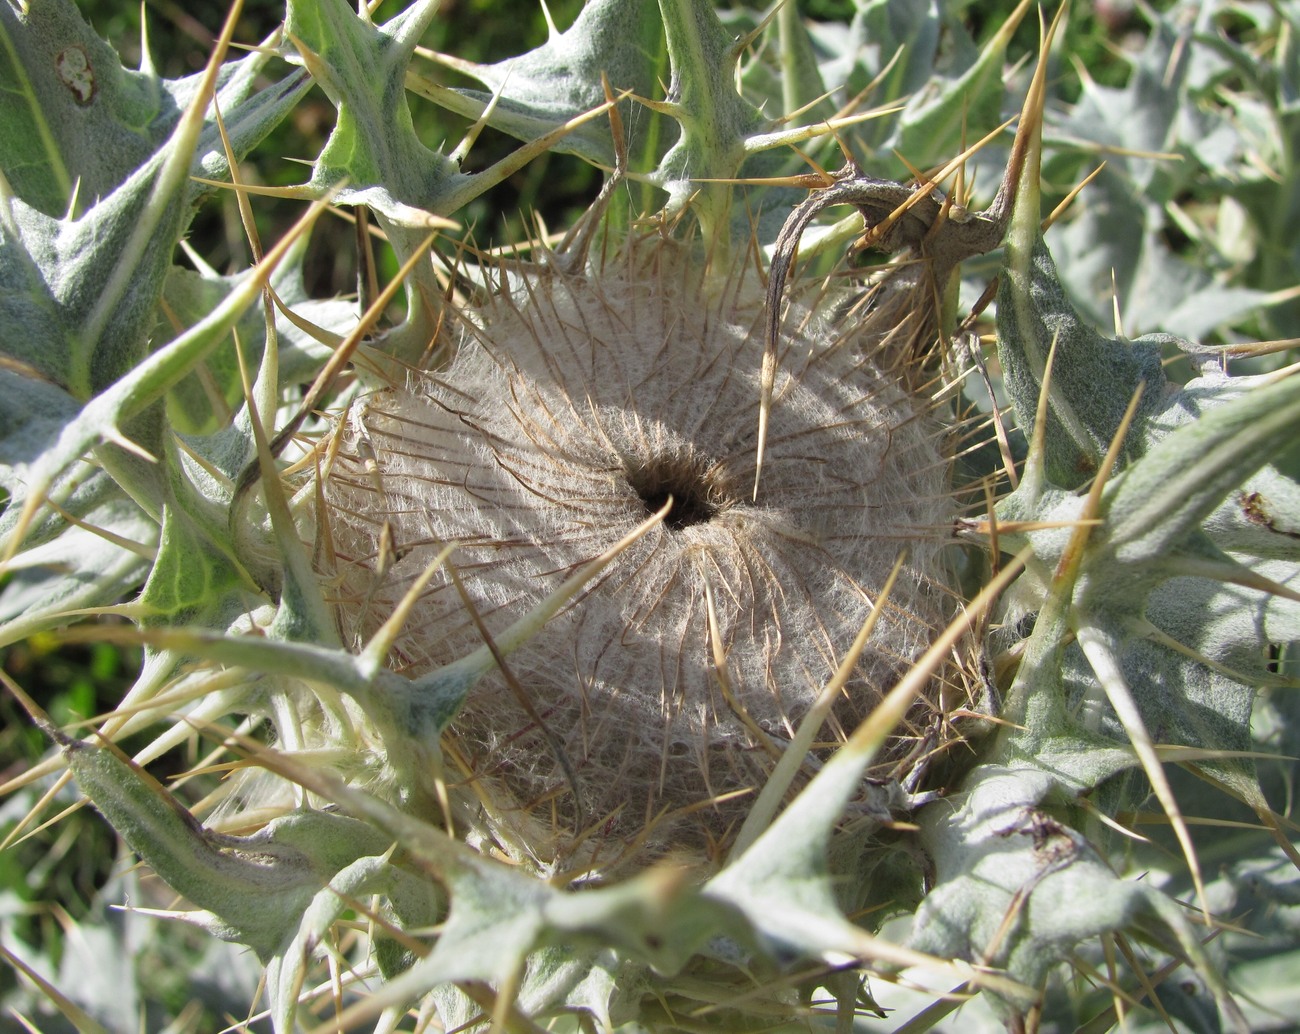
624, 454, 733, 531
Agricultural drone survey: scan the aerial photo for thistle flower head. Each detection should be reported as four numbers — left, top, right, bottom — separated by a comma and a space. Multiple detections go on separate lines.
320, 231, 961, 873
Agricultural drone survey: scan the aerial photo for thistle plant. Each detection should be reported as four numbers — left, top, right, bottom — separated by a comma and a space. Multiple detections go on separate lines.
1, 1, 1297, 1032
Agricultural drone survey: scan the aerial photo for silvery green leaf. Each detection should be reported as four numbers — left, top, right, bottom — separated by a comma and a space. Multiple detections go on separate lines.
0, 189, 118, 396
912, 764, 1238, 1027
153, 269, 282, 437
423, 0, 664, 169
261, 237, 358, 377
769, 1, 1014, 177
0, 368, 80, 495
60, 734, 397, 962
967, 86, 1295, 1018
706, 737, 892, 964
0, 0, 305, 216
152, 240, 348, 436
884, 5, 1022, 171
266, 853, 401, 1033
270, 766, 743, 1015
0, 0, 306, 398
1065, 620, 1261, 800
0, 492, 154, 648
838, 1, 941, 131
136, 503, 253, 630
0, 162, 255, 397
1094, 372, 1300, 571
1213, 849, 1300, 1031
997, 236, 1167, 491
48, 870, 143, 1033
653, 0, 766, 226
0, 0, 163, 216
1040, 2, 1289, 341
1204, 468, 1300, 557
279, 0, 475, 366
517, 947, 623, 1031
1080, 372, 1300, 793
1046, 5, 1202, 195
0, 450, 134, 572
1011, 373, 1300, 796
753, 5, 832, 121
704, 712, 1029, 1006
284, 0, 456, 221
0, 199, 326, 564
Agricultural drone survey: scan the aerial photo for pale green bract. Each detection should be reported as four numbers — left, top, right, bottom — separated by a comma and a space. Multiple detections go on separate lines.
0, 1, 1296, 1032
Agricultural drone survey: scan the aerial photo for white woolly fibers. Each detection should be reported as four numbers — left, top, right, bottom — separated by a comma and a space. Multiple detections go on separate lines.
321, 238, 955, 873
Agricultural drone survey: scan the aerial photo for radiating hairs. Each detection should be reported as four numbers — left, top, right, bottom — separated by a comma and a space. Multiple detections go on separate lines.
320, 234, 963, 875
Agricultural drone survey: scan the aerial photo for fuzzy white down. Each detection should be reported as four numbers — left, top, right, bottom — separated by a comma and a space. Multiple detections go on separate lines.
322, 241, 954, 872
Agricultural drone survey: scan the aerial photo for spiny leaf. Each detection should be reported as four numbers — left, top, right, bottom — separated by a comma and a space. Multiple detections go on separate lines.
1069, 371, 1300, 799
710, 550, 1029, 994
416, 0, 664, 170
0, 192, 330, 565
56, 732, 395, 961
1044, 3, 1281, 340
844, 0, 942, 137
136, 504, 249, 629
0, 0, 304, 216
246, 748, 729, 1028
0, 501, 153, 649
0, 0, 306, 398
654, 0, 766, 234
153, 252, 347, 436
1096, 372, 1300, 568
912, 762, 1248, 1032
284, 0, 454, 224
0, 366, 80, 496
266, 853, 420, 1032
997, 235, 1167, 491
769, 3, 832, 121
0, 0, 168, 216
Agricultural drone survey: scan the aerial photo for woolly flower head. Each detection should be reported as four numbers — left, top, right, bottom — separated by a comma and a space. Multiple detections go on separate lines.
319, 232, 960, 874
